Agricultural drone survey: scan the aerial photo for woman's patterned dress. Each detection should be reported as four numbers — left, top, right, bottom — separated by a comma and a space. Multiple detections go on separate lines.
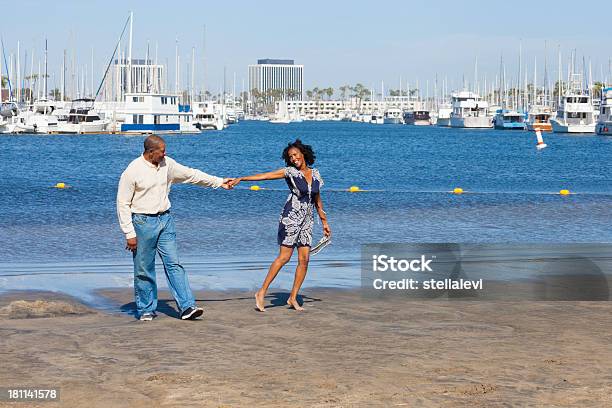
277, 166, 324, 247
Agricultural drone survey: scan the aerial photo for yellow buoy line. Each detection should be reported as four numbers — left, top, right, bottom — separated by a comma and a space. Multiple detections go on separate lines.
50, 182, 601, 196
231, 186, 605, 196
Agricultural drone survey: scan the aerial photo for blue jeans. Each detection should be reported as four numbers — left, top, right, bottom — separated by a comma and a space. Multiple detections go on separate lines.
132, 212, 196, 317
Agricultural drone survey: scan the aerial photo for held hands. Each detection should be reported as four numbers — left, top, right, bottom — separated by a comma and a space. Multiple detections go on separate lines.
228, 177, 242, 188
221, 178, 236, 190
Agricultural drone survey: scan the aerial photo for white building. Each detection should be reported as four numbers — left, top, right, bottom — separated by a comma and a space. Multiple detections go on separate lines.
278, 97, 421, 120
248, 59, 303, 102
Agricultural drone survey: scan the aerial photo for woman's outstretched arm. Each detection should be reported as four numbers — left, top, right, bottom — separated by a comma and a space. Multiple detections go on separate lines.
231, 168, 285, 186
314, 193, 331, 236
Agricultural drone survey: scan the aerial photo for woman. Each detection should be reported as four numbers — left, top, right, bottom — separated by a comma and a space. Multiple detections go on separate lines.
231, 139, 331, 311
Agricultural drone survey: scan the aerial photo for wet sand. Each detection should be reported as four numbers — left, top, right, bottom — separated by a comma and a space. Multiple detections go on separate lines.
1, 288, 612, 407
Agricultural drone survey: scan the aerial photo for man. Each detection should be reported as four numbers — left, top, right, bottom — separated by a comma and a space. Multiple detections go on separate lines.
117, 135, 232, 321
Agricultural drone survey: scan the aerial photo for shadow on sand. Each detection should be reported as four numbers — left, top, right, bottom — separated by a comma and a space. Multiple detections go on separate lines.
119, 292, 323, 318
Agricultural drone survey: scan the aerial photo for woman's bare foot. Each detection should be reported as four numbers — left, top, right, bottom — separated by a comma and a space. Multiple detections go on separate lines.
255, 289, 266, 312
287, 297, 304, 311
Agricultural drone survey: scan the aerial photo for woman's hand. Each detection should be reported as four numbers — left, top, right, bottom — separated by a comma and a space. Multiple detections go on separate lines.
322, 221, 331, 237
229, 178, 242, 187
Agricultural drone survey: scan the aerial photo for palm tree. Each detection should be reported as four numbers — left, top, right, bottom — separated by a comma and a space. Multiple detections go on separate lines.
592, 82, 605, 99
339, 85, 350, 101
306, 90, 313, 100
49, 88, 61, 100
351, 83, 369, 111
325, 87, 333, 100
553, 81, 563, 98
312, 87, 320, 100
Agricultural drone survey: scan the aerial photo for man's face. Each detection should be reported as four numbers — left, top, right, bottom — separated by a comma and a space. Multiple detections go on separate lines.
149, 143, 166, 164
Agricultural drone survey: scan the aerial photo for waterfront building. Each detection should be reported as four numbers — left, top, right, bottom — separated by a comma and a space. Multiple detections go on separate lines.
248, 59, 304, 102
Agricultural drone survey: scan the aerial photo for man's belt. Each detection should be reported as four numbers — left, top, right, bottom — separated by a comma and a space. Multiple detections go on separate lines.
134, 209, 170, 217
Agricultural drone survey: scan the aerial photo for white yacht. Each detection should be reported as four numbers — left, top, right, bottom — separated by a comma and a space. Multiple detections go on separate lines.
370, 112, 384, 124
56, 99, 109, 134
383, 108, 403, 124
403, 110, 432, 126
449, 91, 493, 128
493, 109, 527, 130
193, 101, 225, 130
550, 76, 596, 134
596, 87, 612, 136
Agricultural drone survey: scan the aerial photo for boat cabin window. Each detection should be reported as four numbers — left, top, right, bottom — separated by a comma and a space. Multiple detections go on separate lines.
132, 96, 144, 103
567, 97, 588, 103
132, 114, 144, 124
161, 97, 167, 105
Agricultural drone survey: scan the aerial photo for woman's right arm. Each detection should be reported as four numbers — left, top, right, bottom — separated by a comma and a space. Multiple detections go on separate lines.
231, 168, 285, 186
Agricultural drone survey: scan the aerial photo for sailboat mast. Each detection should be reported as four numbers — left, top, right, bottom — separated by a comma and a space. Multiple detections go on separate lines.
44, 39, 48, 100
127, 11, 133, 95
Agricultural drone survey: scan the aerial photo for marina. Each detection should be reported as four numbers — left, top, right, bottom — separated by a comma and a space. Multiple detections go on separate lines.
1, 13, 609, 136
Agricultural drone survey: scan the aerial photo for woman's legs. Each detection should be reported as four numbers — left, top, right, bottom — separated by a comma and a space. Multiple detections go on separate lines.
287, 246, 310, 311
255, 245, 294, 311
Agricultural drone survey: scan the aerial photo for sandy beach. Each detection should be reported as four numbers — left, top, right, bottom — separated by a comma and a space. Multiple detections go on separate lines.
1, 288, 611, 407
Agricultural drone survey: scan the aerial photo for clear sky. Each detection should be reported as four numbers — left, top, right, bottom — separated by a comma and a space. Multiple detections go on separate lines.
2, 0, 611, 96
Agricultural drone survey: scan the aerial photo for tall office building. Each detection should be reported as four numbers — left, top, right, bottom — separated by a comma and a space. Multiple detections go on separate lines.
248, 59, 303, 102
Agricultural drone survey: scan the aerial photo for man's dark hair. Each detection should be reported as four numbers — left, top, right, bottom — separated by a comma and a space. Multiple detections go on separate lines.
282, 139, 316, 167
143, 135, 165, 152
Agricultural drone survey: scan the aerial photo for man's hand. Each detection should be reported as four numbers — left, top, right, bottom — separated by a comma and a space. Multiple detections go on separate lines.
126, 237, 137, 252
221, 178, 235, 190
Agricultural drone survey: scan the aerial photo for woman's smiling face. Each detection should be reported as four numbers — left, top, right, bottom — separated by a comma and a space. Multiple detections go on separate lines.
287, 147, 305, 168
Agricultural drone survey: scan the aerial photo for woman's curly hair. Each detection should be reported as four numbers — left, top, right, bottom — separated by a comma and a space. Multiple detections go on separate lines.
282, 139, 316, 167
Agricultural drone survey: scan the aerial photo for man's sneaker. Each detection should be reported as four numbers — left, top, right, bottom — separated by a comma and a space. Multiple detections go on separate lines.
139, 312, 155, 321
180, 306, 204, 320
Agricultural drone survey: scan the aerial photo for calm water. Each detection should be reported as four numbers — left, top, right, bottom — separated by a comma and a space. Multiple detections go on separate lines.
1, 121, 611, 299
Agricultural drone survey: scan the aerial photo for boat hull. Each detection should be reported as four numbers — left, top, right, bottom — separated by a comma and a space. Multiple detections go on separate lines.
59, 122, 108, 134
450, 116, 493, 128
383, 117, 402, 124
550, 119, 595, 134
494, 122, 527, 130
526, 123, 552, 132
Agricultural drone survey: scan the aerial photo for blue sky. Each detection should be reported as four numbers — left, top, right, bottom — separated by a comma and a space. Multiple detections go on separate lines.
2, 0, 611, 95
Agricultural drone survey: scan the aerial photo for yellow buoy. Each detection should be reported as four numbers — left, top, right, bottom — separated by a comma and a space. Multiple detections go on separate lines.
453, 187, 463, 194
55, 182, 66, 189
250, 185, 261, 191
349, 186, 360, 193
559, 189, 570, 196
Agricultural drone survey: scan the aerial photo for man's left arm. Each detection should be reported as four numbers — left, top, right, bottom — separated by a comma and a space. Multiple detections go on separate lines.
168, 158, 229, 189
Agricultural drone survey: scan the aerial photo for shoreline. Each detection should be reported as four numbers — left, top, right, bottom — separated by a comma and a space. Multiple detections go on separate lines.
2, 288, 612, 407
